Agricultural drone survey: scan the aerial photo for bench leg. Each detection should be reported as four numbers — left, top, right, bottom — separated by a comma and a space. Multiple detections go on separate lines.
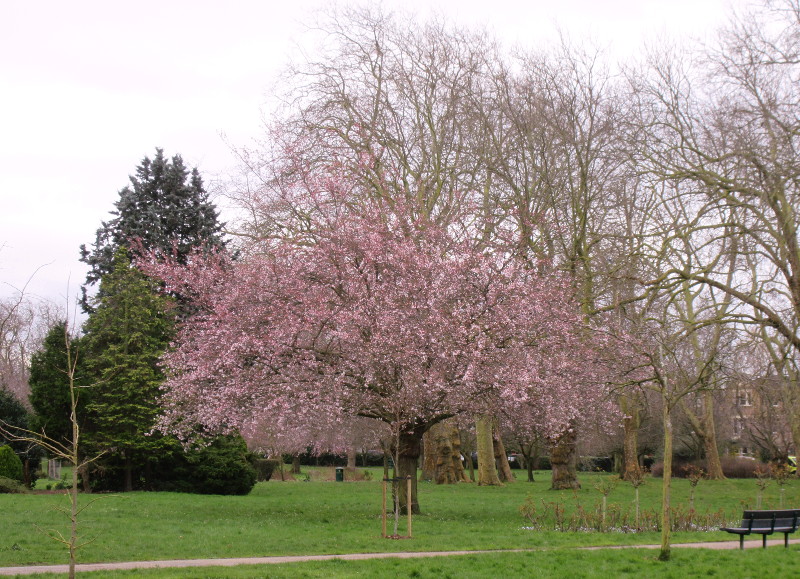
762, 534, 767, 549
785, 533, 789, 548
740, 535, 745, 550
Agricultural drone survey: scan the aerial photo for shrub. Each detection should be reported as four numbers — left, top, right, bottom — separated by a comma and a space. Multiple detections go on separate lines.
0, 389, 44, 488
651, 457, 763, 479
578, 456, 613, 472
149, 435, 257, 495
89, 434, 257, 494
251, 458, 281, 481
0, 445, 23, 482
650, 460, 694, 478
184, 436, 257, 495
53, 473, 71, 490
0, 475, 27, 493
519, 494, 728, 532
718, 457, 761, 478
289, 450, 348, 467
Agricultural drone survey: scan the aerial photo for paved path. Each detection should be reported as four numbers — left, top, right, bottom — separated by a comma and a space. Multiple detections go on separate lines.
3, 539, 799, 576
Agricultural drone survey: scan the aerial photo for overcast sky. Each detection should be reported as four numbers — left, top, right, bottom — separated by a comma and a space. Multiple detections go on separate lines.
1, 0, 749, 313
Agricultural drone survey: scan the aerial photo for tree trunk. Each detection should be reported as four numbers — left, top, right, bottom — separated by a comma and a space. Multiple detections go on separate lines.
621, 400, 641, 481
346, 447, 357, 478
421, 429, 436, 481
447, 423, 469, 483
493, 430, 515, 483
460, 430, 476, 482
69, 450, 79, 579
381, 440, 391, 481
679, 392, 725, 480
519, 438, 542, 482
550, 427, 580, 490
79, 462, 91, 493
423, 420, 468, 484
394, 428, 423, 514
124, 452, 133, 493
660, 401, 674, 561
22, 458, 30, 489
476, 415, 501, 486
703, 391, 725, 480
701, 391, 725, 480
464, 451, 475, 482
526, 456, 535, 482
291, 454, 301, 475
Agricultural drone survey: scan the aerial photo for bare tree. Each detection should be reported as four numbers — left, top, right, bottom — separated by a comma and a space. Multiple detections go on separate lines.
635, 0, 800, 359
480, 38, 648, 489
228, 6, 499, 246
0, 307, 102, 579
1, 269, 60, 403
626, 2, 800, 489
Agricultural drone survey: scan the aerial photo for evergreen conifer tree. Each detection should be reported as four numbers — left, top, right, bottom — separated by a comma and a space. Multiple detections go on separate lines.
0, 388, 42, 487
75, 150, 250, 493
28, 322, 86, 445
83, 248, 174, 490
0, 444, 24, 482
0, 388, 30, 453
81, 250, 175, 492
79, 148, 225, 312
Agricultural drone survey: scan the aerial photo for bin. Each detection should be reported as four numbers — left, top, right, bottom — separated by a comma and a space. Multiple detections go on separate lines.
335, 467, 344, 482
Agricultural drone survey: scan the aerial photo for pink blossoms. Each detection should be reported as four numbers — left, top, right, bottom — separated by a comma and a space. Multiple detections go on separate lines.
141, 201, 616, 500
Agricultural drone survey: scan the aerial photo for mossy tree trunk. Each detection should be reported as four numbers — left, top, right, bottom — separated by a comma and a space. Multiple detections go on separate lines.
550, 426, 580, 490
422, 420, 468, 484
393, 426, 425, 514
493, 430, 515, 483
476, 415, 501, 486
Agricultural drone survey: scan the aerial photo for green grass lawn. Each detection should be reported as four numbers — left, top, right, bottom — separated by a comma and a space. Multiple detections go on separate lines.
11, 549, 800, 579
3, 468, 800, 576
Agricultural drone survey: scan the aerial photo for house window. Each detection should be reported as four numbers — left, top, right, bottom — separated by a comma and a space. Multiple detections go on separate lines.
736, 390, 753, 407
733, 417, 745, 437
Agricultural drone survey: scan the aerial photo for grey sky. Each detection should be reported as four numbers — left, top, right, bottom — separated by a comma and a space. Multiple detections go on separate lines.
0, 0, 745, 311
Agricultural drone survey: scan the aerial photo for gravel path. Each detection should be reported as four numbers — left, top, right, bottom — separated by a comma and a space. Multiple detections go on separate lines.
2, 539, 799, 576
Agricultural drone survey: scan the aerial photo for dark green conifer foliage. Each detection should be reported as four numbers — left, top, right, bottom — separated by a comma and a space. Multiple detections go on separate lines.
81, 250, 175, 492
79, 148, 225, 312
76, 151, 250, 493
28, 322, 86, 445
0, 444, 23, 482
1, 387, 45, 488
0, 386, 30, 454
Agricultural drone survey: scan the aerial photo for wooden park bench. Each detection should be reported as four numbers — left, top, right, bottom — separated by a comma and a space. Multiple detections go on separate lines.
721, 509, 800, 549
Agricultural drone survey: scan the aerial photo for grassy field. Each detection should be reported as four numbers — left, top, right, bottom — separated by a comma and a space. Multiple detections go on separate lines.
3, 467, 800, 577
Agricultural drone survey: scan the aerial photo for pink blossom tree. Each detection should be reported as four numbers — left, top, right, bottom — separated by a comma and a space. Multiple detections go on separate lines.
142, 196, 616, 513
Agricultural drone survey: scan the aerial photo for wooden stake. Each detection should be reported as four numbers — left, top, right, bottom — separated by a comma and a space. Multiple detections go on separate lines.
406, 476, 412, 538
381, 478, 387, 538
